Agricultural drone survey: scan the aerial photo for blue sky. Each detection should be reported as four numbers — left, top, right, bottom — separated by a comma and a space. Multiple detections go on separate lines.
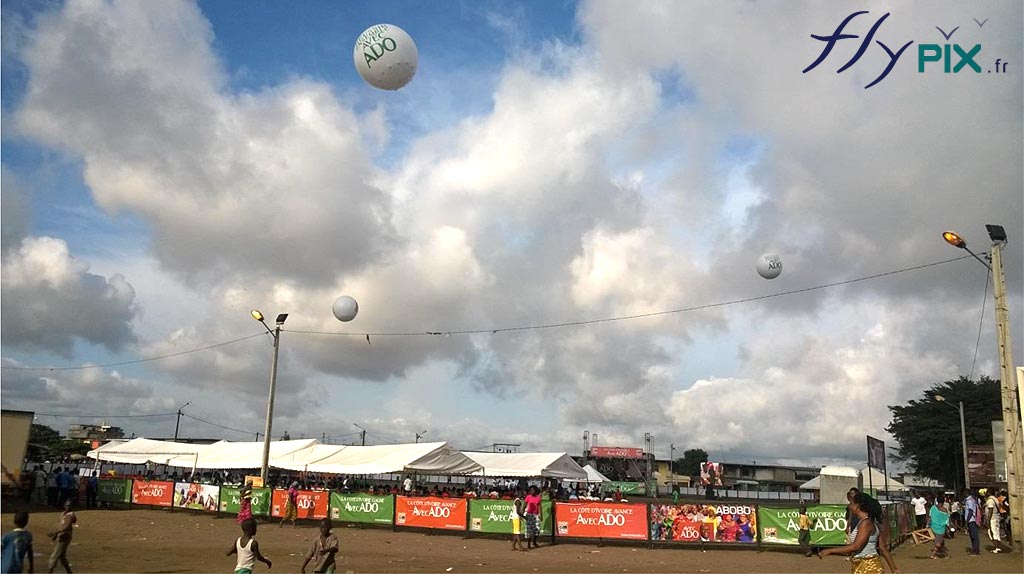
2, 0, 1021, 468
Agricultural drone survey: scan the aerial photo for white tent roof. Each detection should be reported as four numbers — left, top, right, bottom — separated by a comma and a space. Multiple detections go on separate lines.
179, 439, 320, 469
799, 467, 907, 491
274, 442, 482, 475
465, 452, 588, 479
579, 464, 611, 483
86, 437, 216, 466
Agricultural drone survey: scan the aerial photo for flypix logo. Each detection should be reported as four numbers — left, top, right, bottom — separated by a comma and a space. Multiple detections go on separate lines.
804, 11, 1009, 88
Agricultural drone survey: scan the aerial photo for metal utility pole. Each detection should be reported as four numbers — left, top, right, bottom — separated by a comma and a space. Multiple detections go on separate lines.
958, 401, 970, 491
173, 401, 191, 441
415, 430, 427, 443
354, 424, 366, 446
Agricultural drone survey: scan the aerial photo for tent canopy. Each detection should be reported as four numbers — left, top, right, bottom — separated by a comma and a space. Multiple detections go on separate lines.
465, 452, 588, 479
182, 439, 320, 469
86, 437, 215, 466
274, 442, 482, 476
578, 464, 611, 484
799, 467, 907, 491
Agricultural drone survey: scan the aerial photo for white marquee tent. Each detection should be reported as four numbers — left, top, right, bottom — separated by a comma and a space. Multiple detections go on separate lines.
86, 437, 215, 466
579, 464, 611, 484
272, 442, 482, 475
799, 467, 908, 491
464, 452, 588, 479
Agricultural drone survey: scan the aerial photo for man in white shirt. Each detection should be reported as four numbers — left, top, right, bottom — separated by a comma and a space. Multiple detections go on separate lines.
402, 476, 413, 496
911, 491, 928, 530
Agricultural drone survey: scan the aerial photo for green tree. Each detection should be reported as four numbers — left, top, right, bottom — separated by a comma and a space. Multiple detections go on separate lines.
26, 424, 91, 461
887, 376, 1001, 490
674, 448, 709, 478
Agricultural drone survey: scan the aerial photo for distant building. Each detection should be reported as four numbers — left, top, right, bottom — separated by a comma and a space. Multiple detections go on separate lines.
718, 462, 820, 492
68, 423, 125, 444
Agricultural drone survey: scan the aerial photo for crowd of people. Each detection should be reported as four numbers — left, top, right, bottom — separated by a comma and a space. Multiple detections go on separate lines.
11, 466, 101, 510
909, 487, 1013, 557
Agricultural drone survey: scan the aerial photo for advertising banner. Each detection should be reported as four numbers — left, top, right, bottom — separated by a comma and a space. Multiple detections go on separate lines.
220, 486, 271, 516
758, 504, 847, 546
395, 496, 467, 531
131, 480, 174, 507
97, 478, 132, 504
468, 499, 552, 535
173, 482, 220, 511
606, 481, 646, 496
555, 502, 647, 540
590, 446, 644, 459
330, 492, 394, 524
650, 503, 756, 543
271, 489, 330, 520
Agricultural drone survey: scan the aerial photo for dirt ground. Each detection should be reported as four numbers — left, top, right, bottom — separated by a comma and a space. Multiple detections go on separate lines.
2, 508, 1020, 573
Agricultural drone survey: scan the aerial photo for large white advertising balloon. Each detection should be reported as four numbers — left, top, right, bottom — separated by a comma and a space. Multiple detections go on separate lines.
756, 254, 783, 280
332, 296, 359, 322
353, 24, 418, 90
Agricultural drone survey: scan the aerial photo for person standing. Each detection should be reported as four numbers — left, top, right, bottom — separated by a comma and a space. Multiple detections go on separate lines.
843, 488, 860, 543
281, 481, 299, 528
964, 489, 981, 556
523, 486, 542, 549
510, 493, 525, 551
237, 482, 254, 524
227, 519, 271, 574
798, 505, 815, 557
910, 491, 927, 531
34, 467, 47, 507
301, 519, 338, 574
929, 500, 950, 559
46, 469, 58, 508
983, 488, 1005, 553
820, 493, 884, 573
47, 499, 76, 573
1, 511, 34, 573
85, 475, 98, 510
402, 476, 413, 497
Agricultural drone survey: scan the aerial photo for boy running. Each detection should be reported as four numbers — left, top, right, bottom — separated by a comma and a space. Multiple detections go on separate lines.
227, 519, 272, 574
301, 519, 339, 573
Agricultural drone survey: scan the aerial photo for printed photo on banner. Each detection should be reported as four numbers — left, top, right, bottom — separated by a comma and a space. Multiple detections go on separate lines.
699, 462, 723, 486
173, 482, 219, 511
650, 504, 756, 543
758, 504, 847, 546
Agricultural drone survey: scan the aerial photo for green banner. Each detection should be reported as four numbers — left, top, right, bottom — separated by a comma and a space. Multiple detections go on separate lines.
98, 479, 132, 504
330, 492, 394, 524
606, 481, 646, 495
219, 486, 271, 516
468, 499, 552, 535
758, 505, 847, 546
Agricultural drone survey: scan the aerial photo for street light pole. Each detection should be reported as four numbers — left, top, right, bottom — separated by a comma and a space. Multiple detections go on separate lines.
944, 226, 1022, 549
989, 234, 1022, 549
936, 395, 970, 492
252, 310, 287, 486
173, 401, 191, 441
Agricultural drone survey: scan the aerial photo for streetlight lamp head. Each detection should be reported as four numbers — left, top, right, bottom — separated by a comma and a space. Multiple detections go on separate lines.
935, 395, 946, 402
251, 309, 265, 322
275, 313, 289, 326
985, 224, 1007, 243
942, 231, 966, 249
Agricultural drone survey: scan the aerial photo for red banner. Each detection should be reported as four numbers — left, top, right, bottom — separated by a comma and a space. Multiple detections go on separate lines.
131, 480, 174, 507
395, 496, 467, 530
555, 502, 647, 539
271, 489, 329, 520
590, 446, 644, 459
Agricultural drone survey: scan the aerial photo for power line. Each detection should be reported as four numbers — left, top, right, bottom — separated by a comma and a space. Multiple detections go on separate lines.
287, 255, 974, 337
969, 270, 990, 380
0, 254, 975, 373
34, 412, 177, 419
180, 413, 259, 437
2, 333, 266, 372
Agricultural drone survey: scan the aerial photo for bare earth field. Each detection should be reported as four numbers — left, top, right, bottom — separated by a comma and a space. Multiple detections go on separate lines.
2, 509, 1020, 573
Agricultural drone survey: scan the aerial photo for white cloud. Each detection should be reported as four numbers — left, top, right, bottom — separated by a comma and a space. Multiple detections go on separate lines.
2, 236, 136, 355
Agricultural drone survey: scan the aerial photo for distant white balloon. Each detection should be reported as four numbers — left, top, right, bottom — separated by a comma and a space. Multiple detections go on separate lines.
332, 296, 359, 322
756, 254, 783, 280
353, 24, 418, 90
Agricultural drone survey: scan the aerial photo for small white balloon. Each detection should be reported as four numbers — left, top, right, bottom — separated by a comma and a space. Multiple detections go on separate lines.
332, 296, 359, 322
756, 254, 783, 280
353, 24, 418, 90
